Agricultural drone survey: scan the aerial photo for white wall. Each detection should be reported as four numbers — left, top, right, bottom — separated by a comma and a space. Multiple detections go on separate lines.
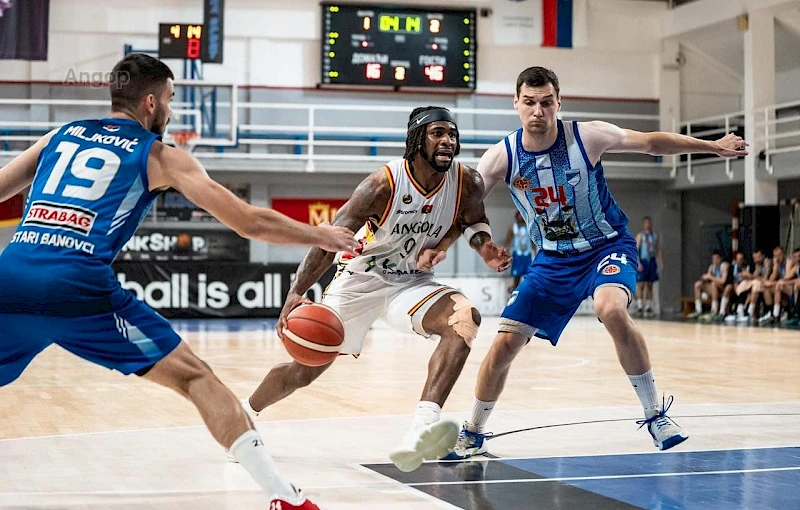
1, 0, 665, 99
679, 43, 743, 121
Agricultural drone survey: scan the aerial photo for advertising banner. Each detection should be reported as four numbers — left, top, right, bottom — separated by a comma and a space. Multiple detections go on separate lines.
113, 262, 336, 318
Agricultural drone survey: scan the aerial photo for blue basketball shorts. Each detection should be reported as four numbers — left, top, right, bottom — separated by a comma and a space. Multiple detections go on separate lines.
637, 258, 659, 283
501, 231, 639, 346
510, 252, 533, 278
0, 292, 181, 386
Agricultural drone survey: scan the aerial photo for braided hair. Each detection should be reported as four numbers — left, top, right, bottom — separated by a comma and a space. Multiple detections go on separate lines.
403, 106, 461, 160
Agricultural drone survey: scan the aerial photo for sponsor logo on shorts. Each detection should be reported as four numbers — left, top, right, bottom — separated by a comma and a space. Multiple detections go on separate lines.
602, 264, 621, 275
22, 201, 97, 236
513, 177, 531, 191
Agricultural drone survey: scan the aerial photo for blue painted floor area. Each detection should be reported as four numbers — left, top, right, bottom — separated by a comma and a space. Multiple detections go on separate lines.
366, 446, 800, 509
502, 447, 800, 510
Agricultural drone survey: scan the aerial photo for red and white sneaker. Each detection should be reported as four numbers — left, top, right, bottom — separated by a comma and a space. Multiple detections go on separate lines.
268, 491, 321, 510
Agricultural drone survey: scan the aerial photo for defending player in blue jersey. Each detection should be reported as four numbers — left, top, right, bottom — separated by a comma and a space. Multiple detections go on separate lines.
0, 53, 357, 510
438, 67, 747, 459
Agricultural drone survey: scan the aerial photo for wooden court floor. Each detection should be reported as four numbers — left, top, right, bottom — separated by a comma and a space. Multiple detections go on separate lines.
1, 316, 798, 509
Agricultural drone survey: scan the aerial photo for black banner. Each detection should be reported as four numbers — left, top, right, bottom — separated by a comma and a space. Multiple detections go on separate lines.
202, 0, 224, 63
155, 185, 248, 222
113, 262, 337, 318
0, 0, 49, 60
117, 227, 249, 262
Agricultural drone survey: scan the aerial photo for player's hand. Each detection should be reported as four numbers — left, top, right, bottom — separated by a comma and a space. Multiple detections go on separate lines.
638, 262, 643, 272
277, 291, 313, 339
417, 248, 447, 271
479, 241, 512, 272
314, 222, 358, 254
715, 133, 749, 157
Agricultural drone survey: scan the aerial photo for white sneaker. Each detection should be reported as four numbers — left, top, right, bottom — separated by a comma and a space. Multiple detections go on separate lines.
389, 419, 460, 472
226, 397, 260, 463
637, 395, 688, 451
724, 314, 737, 323
736, 314, 751, 324
759, 311, 775, 324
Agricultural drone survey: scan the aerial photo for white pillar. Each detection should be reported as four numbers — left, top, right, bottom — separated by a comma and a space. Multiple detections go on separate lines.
743, 10, 778, 205
659, 39, 681, 134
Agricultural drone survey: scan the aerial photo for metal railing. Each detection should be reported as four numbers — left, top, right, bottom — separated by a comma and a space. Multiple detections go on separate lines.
672, 111, 745, 184
754, 97, 800, 175
0, 86, 665, 174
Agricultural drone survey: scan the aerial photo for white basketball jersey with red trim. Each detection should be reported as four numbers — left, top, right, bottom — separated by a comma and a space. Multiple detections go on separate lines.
338, 158, 463, 285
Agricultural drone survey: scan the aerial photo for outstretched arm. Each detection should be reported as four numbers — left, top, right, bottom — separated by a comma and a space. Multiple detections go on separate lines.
147, 142, 358, 253
577, 121, 748, 166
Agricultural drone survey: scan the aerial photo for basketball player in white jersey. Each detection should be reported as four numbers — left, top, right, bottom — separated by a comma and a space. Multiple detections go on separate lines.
240, 107, 511, 473
0, 54, 359, 510
431, 67, 747, 460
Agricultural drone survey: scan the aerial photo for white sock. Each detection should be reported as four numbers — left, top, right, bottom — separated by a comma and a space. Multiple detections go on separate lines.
410, 401, 441, 430
466, 398, 495, 433
244, 397, 260, 416
711, 301, 719, 313
737, 303, 744, 315
695, 299, 702, 313
230, 430, 297, 501
629, 369, 660, 418
645, 299, 652, 311
748, 303, 755, 316
720, 297, 729, 314
774, 304, 781, 317
636, 298, 643, 310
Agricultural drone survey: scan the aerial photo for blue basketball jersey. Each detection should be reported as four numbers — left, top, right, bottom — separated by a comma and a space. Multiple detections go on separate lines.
638, 231, 658, 260
0, 118, 161, 314
511, 222, 533, 256
503, 120, 628, 255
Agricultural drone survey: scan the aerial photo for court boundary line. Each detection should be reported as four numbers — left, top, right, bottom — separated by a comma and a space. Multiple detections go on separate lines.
3, 466, 798, 497
348, 462, 463, 510
430, 443, 800, 465
404, 466, 800, 487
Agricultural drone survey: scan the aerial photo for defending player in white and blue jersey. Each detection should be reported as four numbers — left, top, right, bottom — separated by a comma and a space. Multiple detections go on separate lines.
439, 67, 748, 459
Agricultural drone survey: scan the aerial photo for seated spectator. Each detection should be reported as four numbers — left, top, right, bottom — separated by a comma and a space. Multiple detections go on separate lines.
755, 246, 789, 324
722, 252, 751, 322
737, 249, 772, 323
688, 250, 730, 320
774, 248, 800, 324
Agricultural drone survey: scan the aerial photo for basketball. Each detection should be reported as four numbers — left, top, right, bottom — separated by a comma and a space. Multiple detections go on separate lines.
282, 303, 344, 367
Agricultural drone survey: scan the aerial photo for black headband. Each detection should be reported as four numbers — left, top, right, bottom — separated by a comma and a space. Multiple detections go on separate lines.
407, 108, 456, 132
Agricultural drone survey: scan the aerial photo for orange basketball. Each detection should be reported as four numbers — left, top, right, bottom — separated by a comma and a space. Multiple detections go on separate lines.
282, 303, 344, 367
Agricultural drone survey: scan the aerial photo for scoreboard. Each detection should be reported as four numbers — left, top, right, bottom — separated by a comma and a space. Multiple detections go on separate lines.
159, 23, 205, 60
321, 4, 477, 90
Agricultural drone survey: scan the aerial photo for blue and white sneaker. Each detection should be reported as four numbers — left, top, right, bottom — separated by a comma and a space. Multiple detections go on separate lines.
441, 422, 490, 460
637, 395, 689, 451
